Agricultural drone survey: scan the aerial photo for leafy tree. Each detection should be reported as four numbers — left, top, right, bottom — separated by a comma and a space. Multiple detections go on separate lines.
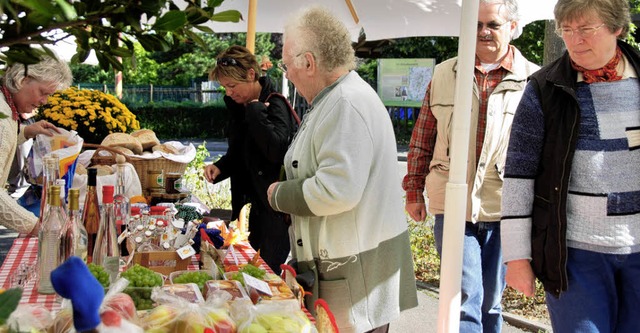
0, 0, 242, 71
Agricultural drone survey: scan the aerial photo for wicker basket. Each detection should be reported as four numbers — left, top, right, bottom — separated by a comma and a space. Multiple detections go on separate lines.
128, 155, 188, 194
84, 143, 188, 194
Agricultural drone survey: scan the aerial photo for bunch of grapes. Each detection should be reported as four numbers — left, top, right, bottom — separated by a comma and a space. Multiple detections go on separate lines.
229, 264, 266, 285
120, 264, 164, 310
175, 205, 202, 223
87, 263, 110, 289
171, 271, 213, 291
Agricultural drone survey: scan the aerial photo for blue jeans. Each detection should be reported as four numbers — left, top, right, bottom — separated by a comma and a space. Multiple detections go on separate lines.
545, 247, 640, 332
434, 214, 506, 333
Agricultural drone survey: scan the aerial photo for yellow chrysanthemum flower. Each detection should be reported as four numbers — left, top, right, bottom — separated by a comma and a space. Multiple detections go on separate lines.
37, 87, 140, 143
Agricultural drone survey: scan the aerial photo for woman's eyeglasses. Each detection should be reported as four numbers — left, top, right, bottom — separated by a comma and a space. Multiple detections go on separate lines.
555, 24, 606, 39
217, 57, 240, 66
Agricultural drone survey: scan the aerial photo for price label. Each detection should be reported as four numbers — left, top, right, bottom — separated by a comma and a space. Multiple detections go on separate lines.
243, 273, 272, 296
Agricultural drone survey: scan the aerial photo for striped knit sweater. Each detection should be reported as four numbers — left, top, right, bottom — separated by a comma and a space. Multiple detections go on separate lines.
502, 77, 640, 261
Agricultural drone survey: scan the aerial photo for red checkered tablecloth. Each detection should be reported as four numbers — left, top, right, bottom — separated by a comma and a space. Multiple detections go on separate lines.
0, 237, 313, 322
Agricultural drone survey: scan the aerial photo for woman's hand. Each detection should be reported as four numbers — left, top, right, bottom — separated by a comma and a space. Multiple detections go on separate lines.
23, 120, 60, 139
267, 182, 278, 203
505, 259, 537, 297
203, 164, 221, 183
405, 202, 427, 222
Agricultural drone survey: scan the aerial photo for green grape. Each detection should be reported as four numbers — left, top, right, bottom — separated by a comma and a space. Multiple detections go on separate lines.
172, 271, 212, 290
121, 264, 163, 310
87, 263, 110, 288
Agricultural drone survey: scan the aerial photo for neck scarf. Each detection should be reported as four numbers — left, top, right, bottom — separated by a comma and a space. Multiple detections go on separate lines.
1, 85, 19, 121
571, 47, 623, 84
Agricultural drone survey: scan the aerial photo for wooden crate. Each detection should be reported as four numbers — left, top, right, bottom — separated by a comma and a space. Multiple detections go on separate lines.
132, 250, 190, 275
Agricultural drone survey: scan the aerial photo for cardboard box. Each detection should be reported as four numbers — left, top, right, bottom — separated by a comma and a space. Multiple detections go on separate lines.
132, 251, 189, 275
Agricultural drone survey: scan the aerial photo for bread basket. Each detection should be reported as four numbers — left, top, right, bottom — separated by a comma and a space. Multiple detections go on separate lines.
84, 143, 188, 194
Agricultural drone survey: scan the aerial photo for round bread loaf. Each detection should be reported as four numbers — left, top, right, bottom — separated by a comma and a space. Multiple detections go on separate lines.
131, 129, 160, 150
75, 163, 87, 175
111, 146, 134, 156
151, 143, 180, 155
101, 133, 143, 155
91, 165, 113, 176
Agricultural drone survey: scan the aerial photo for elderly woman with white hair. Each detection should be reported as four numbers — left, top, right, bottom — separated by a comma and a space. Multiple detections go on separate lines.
0, 54, 72, 234
267, 6, 418, 333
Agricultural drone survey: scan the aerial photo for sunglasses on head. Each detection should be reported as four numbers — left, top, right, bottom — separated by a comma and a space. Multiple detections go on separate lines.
217, 57, 240, 66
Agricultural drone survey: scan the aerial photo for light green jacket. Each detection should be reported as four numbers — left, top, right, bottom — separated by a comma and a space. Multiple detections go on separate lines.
270, 71, 418, 333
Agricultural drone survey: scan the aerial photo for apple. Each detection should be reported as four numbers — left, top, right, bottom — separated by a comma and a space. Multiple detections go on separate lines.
143, 304, 176, 331
173, 312, 210, 333
100, 309, 122, 327
206, 308, 236, 333
103, 292, 137, 321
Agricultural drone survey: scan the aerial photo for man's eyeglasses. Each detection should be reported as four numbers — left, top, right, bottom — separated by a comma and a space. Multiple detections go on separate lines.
217, 57, 240, 66
278, 62, 289, 73
555, 23, 606, 39
477, 21, 509, 32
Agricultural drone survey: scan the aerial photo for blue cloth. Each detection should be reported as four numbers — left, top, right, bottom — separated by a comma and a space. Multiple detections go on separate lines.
191, 223, 224, 253
51, 256, 104, 332
546, 248, 640, 332
434, 214, 506, 333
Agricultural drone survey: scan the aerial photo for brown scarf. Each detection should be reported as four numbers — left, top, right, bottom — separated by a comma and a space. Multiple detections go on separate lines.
571, 47, 623, 84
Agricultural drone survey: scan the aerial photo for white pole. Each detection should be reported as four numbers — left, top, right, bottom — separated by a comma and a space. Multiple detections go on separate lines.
437, 0, 479, 332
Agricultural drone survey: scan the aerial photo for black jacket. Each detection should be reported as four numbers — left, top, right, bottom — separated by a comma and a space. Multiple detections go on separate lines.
213, 76, 296, 220
528, 40, 640, 297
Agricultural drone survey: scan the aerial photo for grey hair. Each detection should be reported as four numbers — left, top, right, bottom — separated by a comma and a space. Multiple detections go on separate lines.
283, 6, 356, 73
481, 0, 520, 22
554, 0, 630, 38
2, 54, 73, 93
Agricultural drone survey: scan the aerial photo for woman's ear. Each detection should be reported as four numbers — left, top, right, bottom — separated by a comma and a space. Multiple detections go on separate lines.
247, 68, 257, 80
304, 52, 315, 73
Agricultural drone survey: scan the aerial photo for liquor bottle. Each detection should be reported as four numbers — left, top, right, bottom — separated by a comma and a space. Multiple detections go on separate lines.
82, 168, 100, 263
113, 155, 131, 256
61, 188, 89, 263
37, 185, 64, 294
54, 178, 68, 218
33, 156, 60, 236
92, 185, 120, 283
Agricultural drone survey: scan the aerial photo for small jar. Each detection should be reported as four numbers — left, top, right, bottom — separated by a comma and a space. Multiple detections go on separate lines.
147, 170, 163, 189
161, 193, 182, 203
164, 173, 182, 194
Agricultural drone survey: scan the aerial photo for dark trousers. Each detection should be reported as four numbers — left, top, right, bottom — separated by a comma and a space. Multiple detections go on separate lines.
247, 205, 290, 275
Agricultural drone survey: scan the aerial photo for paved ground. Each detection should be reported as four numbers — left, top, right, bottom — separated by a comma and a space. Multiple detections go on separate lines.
0, 139, 550, 332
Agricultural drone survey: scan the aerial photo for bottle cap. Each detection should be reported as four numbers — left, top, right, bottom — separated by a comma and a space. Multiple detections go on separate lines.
87, 168, 98, 186
102, 185, 115, 203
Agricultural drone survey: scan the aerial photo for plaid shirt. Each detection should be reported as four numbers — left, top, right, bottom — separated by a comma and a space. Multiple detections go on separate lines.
402, 46, 515, 204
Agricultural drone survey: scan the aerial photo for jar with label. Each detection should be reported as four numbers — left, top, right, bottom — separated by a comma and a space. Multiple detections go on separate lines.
164, 173, 182, 194
147, 170, 163, 190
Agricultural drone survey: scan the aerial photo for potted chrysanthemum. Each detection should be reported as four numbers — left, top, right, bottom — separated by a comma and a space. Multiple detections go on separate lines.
37, 87, 140, 144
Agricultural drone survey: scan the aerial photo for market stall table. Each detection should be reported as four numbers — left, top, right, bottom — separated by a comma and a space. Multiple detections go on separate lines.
0, 235, 291, 312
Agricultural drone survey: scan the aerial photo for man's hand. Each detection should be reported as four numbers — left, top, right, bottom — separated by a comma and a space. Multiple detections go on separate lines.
24, 120, 60, 139
405, 202, 427, 222
505, 259, 536, 297
203, 164, 221, 183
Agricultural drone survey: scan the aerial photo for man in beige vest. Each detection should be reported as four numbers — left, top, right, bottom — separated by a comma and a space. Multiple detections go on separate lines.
402, 1, 538, 332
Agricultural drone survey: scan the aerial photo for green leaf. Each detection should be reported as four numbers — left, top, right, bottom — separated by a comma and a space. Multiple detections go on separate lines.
0, 288, 23, 325
211, 10, 242, 23
54, 0, 77, 20
193, 25, 214, 34
153, 11, 187, 31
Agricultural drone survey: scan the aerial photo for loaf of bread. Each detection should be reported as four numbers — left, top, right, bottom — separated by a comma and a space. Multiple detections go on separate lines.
101, 133, 143, 155
151, 143, 180, 155
91, 165, 113, 176
131, 129, 160, 150
111, 146, 134, 156
75, 163, 87, 175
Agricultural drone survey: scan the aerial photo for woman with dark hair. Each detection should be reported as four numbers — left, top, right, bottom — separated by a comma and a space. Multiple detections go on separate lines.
204, 45, 295, 274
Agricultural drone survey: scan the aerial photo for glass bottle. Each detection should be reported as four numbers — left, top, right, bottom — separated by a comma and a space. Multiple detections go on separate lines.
54, 178, 68, 218
82, 168, 100, 263
92, 185, 120, 283
61, 188, 89, 263
113, 155, 131, 256
37, 185, 64, 294
33, 156, 60, 236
